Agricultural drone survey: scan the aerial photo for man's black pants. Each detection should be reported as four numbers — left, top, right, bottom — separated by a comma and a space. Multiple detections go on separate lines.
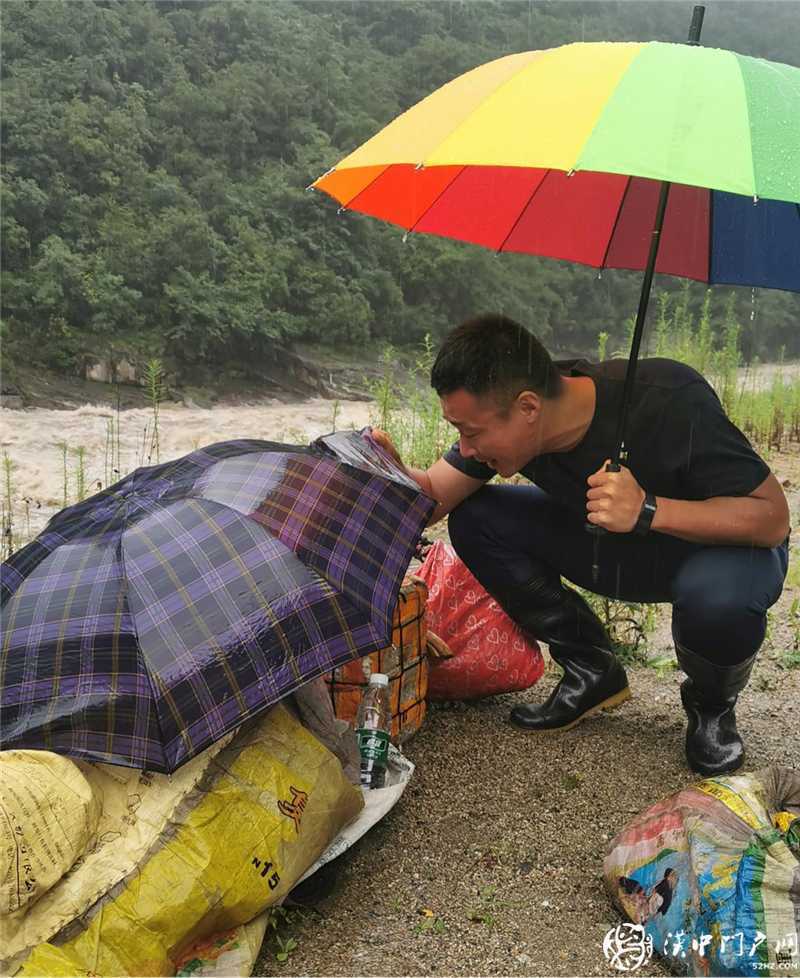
448, 484, 789, 665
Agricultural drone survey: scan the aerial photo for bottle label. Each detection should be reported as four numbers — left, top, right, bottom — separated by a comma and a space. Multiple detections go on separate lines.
357, 727, 389, 766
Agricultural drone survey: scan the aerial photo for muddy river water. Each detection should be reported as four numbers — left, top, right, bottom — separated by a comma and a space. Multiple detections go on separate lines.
2, 397, 375, 542
3, 361, 798, 545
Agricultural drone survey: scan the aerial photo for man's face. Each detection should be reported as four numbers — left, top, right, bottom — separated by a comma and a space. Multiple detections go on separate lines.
440, 388, 539, 478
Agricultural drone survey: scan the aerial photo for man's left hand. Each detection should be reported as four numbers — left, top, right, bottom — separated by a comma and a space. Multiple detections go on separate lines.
586, 460, 646, 533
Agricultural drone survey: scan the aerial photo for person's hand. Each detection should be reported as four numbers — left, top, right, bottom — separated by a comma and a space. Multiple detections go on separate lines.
369, 428, 404, 467
586, 460, 646, 533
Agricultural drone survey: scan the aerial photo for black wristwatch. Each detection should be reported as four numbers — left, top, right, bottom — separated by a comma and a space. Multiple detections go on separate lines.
633, 491, 657, 536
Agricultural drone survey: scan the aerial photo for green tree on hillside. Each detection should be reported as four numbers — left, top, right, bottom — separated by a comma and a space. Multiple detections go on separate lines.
2, 0, 798, 383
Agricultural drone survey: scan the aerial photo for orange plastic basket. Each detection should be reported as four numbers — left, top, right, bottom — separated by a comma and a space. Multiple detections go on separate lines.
324, 576, 428, 742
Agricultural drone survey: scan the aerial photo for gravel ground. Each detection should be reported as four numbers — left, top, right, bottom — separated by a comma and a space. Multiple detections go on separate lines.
255, 451, 800, 978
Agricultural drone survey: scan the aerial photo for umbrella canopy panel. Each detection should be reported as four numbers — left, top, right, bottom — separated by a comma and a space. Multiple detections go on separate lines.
1, 437, 433, 772
320, 42, 800, 201
318, 165, 799, 292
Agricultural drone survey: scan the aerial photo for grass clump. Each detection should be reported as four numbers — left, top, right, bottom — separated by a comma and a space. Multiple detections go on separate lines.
2, 452, 16, 559
578, 590, 659, 665
137, 358, 165, 466
365, 335, 452, 470
652, 286, 799, 454
261, 906, 306, 963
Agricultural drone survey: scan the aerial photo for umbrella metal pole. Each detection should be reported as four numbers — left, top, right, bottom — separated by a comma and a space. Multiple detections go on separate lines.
588, 178, 670, 586
687, 5, 706, 45
588, 3, 705, 585
610, 179, 671, 466
610, 4, 705, 464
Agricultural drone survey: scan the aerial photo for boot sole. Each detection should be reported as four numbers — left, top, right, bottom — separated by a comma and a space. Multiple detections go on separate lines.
512, 686, 632, 733
691, 757, 745, 777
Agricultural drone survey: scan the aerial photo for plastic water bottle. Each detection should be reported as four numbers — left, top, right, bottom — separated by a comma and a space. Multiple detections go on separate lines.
356, 673, 391, 789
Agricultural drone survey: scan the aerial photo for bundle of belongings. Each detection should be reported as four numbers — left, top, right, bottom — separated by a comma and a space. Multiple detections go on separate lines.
327, 544, 546, 708
325, 575, 431, 740
1, 571, 433, 978
604, 766, 800, 977
415, 540, 545, 700
1, 427, 439, 977
0, 686, 362, 978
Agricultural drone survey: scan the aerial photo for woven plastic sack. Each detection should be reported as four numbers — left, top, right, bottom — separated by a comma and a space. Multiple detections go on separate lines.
4, 706, 362, 978
416, 541, 544, 700
174, 746, 416, 977
1, 752, 101, 916
604, 766, 800, 977
325, 576, 428, 742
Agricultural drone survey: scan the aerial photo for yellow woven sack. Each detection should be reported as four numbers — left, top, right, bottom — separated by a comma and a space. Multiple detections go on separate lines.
12, 706, 362, 977
0, 752, 101, 916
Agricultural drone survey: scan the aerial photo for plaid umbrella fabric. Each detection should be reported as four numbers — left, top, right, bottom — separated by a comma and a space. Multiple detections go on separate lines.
0, 431, 433, 773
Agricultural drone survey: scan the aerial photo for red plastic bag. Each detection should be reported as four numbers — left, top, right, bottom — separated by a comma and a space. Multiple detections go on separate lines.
416, 540, 545, 700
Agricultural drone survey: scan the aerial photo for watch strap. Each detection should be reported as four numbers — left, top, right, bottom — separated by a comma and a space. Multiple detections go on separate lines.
634, 491, 657, 536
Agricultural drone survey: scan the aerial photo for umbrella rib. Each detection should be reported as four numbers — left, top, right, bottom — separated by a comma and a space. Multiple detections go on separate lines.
48, 498, 135, 753
108, 547, 127, 765
116, 526, 171, 771
600, 173, 635, 270
494, 168, 553, 254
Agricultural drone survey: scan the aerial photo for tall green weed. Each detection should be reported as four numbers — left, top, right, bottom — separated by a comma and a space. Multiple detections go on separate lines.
365, 335, 452, 470
649, 286, 799, 454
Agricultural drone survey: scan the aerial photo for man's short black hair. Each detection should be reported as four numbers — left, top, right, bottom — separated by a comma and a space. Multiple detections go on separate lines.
430, 313, 563, 410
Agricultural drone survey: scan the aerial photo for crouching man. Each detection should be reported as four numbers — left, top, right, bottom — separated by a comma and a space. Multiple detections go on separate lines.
374, 314, 790, 775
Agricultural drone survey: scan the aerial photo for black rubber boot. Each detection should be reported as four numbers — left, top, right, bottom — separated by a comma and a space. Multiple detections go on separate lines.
503, 573, 631, 733
676, 643, 756, 776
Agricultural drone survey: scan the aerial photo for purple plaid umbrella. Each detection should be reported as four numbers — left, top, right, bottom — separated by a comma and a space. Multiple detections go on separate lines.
1, 431, 433, 772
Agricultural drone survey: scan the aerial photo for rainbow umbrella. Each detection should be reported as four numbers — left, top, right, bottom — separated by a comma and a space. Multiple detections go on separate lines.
314, 7, 800, 472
